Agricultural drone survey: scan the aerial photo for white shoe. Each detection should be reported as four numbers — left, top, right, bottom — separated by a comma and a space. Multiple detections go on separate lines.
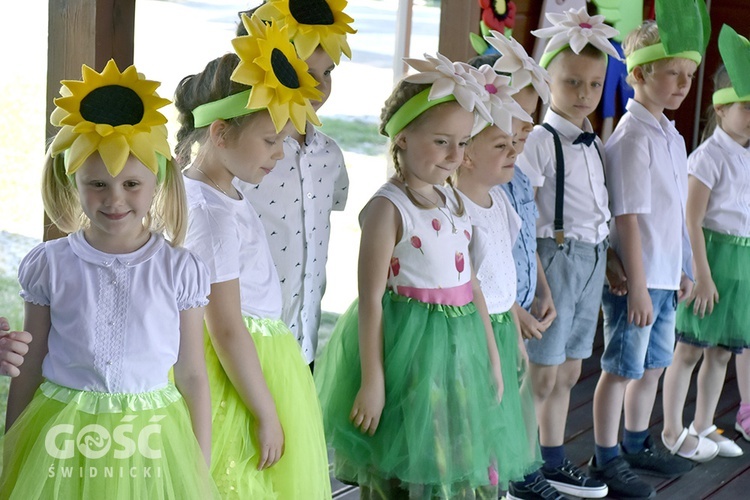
661, 427, 720, 462
689, 422, 743, 458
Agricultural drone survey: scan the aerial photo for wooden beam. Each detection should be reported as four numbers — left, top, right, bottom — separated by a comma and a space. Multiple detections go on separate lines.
438, 0, 481, 62
45, 0, 135, 240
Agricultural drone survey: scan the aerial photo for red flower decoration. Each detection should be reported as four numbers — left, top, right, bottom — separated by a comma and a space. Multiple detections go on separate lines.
488, 465, 499, 486
390, 257, 400, 277
479, 0, 516, 32
411, 236, 424, 255
432, 218, 441, 236
464, 229, 471, 241
455, 251, 465, 279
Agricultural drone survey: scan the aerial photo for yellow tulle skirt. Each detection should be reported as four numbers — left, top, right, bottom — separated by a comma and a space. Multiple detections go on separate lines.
205, 317, 331, 499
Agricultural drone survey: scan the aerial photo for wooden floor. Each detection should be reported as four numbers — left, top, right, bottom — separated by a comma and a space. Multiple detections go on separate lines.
328, 327, 750, 499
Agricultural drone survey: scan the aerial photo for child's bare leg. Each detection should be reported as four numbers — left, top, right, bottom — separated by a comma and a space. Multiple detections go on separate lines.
694, 347, 732, 435
662, 343, 702, 450
624, 367, 663, 434
530, 359, 582, 447
593, 370, 629, 447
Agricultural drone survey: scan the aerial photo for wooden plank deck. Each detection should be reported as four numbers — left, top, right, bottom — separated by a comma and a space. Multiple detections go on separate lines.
328, 325, 750, 499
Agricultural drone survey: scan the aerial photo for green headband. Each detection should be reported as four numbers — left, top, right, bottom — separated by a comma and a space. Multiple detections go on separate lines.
626, 43, 702, 72
66, 150, 169, 185
192, 89, 261, 128
539, 44, 612, 69
383, 88, 456, 138
540, 46, 565, 69
712, 88, 750, 105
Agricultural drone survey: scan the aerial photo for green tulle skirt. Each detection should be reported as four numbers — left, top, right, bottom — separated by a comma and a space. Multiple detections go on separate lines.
677, 229, 750, 349
205, 318, 331, 499
490, 312, 543, 485
315, 291, 507, 499
0, 381, 219, 499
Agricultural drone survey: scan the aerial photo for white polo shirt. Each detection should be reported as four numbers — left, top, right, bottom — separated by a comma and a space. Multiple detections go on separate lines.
463, 186, 522, 314
517, 109, 610, 244
606, 99, 692, 290
689, 126, 750, 237
236, 124, 348, 362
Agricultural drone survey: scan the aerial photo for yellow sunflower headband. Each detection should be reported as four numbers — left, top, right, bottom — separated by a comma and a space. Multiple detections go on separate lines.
254, 0, 356, 65
192, 14, 323, 134
49, 59, 171, 182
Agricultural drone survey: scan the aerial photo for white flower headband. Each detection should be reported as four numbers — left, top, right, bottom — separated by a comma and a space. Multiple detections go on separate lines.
384, 53, 493, 137
470, 64, 532, 135
484, 30, 551, 104
532, 7, 621, 68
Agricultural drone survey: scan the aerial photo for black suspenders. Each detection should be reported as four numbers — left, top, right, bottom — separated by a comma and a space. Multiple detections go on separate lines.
542, 123, 566, 245
540, 123, 605, 246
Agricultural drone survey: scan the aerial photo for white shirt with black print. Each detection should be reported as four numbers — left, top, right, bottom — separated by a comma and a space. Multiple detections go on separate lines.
236, 123, 349, 363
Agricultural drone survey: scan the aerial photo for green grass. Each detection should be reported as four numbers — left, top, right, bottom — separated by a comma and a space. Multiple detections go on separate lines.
319, 117, 387, 156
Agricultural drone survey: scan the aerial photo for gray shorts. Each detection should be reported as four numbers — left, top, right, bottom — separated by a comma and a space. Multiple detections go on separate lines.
526, 237, 608, 366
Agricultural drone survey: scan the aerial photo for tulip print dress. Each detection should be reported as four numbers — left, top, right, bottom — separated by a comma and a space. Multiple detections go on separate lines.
316, 181, 507, 499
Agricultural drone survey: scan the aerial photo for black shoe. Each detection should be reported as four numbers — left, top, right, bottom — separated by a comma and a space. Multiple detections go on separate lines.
621, 436, 694, 478
507, 475, 571, 500
588, 455, 655, 500
540, 458, 608, 498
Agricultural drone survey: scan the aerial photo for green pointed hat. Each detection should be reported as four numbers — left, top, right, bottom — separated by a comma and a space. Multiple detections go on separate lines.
626, 0, 710, 73
713, 24, 750, 104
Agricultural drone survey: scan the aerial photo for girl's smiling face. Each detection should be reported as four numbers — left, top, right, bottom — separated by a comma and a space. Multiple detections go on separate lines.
396, 102, 475, 189
76, 153, 157, 253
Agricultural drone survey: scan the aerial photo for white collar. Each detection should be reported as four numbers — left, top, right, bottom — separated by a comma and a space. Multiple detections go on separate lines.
68, 230, 163, 267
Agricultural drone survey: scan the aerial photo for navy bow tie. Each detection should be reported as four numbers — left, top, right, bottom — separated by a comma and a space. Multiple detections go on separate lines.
573, 132, 597, 147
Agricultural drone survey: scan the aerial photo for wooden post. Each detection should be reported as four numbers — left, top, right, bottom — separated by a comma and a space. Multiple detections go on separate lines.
44, 0, 135, 240
438, 0, 481, 62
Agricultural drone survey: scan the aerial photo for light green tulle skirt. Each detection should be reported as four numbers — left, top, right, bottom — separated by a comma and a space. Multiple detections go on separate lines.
0, 381, 219, 499
315, 291, 508, 499
677, 229, 750, 349
490, 312, 543, 484
205, 317, 331, 499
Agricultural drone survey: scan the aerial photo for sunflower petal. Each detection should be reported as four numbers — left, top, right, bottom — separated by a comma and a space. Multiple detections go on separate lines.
98, 135, 130, 177
66, 134, 101, 175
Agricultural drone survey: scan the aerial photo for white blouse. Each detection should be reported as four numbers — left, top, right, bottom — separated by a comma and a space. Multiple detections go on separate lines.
464, 187, 521, 314
184, 176, 283, 320
689, 126, 750, 237
18, 231, 209, 393
367, 182, 475, 306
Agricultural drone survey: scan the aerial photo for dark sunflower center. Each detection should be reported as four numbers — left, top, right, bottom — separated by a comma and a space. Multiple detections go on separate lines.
79, 85, 144, 126
289, 0, 334, 26
271, 49, 301, 89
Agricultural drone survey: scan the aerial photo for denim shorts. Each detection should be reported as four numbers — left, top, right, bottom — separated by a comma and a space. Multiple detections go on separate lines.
526, 238, 608, 366
600, 286, 677, 379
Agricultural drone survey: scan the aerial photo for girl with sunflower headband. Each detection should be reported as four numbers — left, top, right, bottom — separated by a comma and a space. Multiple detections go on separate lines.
315, 52, 510, 499
234, 0, 355, 366
1, 60, 219, 499
175, 14, 330, 499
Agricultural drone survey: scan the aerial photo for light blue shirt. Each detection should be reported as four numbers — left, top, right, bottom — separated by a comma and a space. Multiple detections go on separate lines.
500, 166, 538, 311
